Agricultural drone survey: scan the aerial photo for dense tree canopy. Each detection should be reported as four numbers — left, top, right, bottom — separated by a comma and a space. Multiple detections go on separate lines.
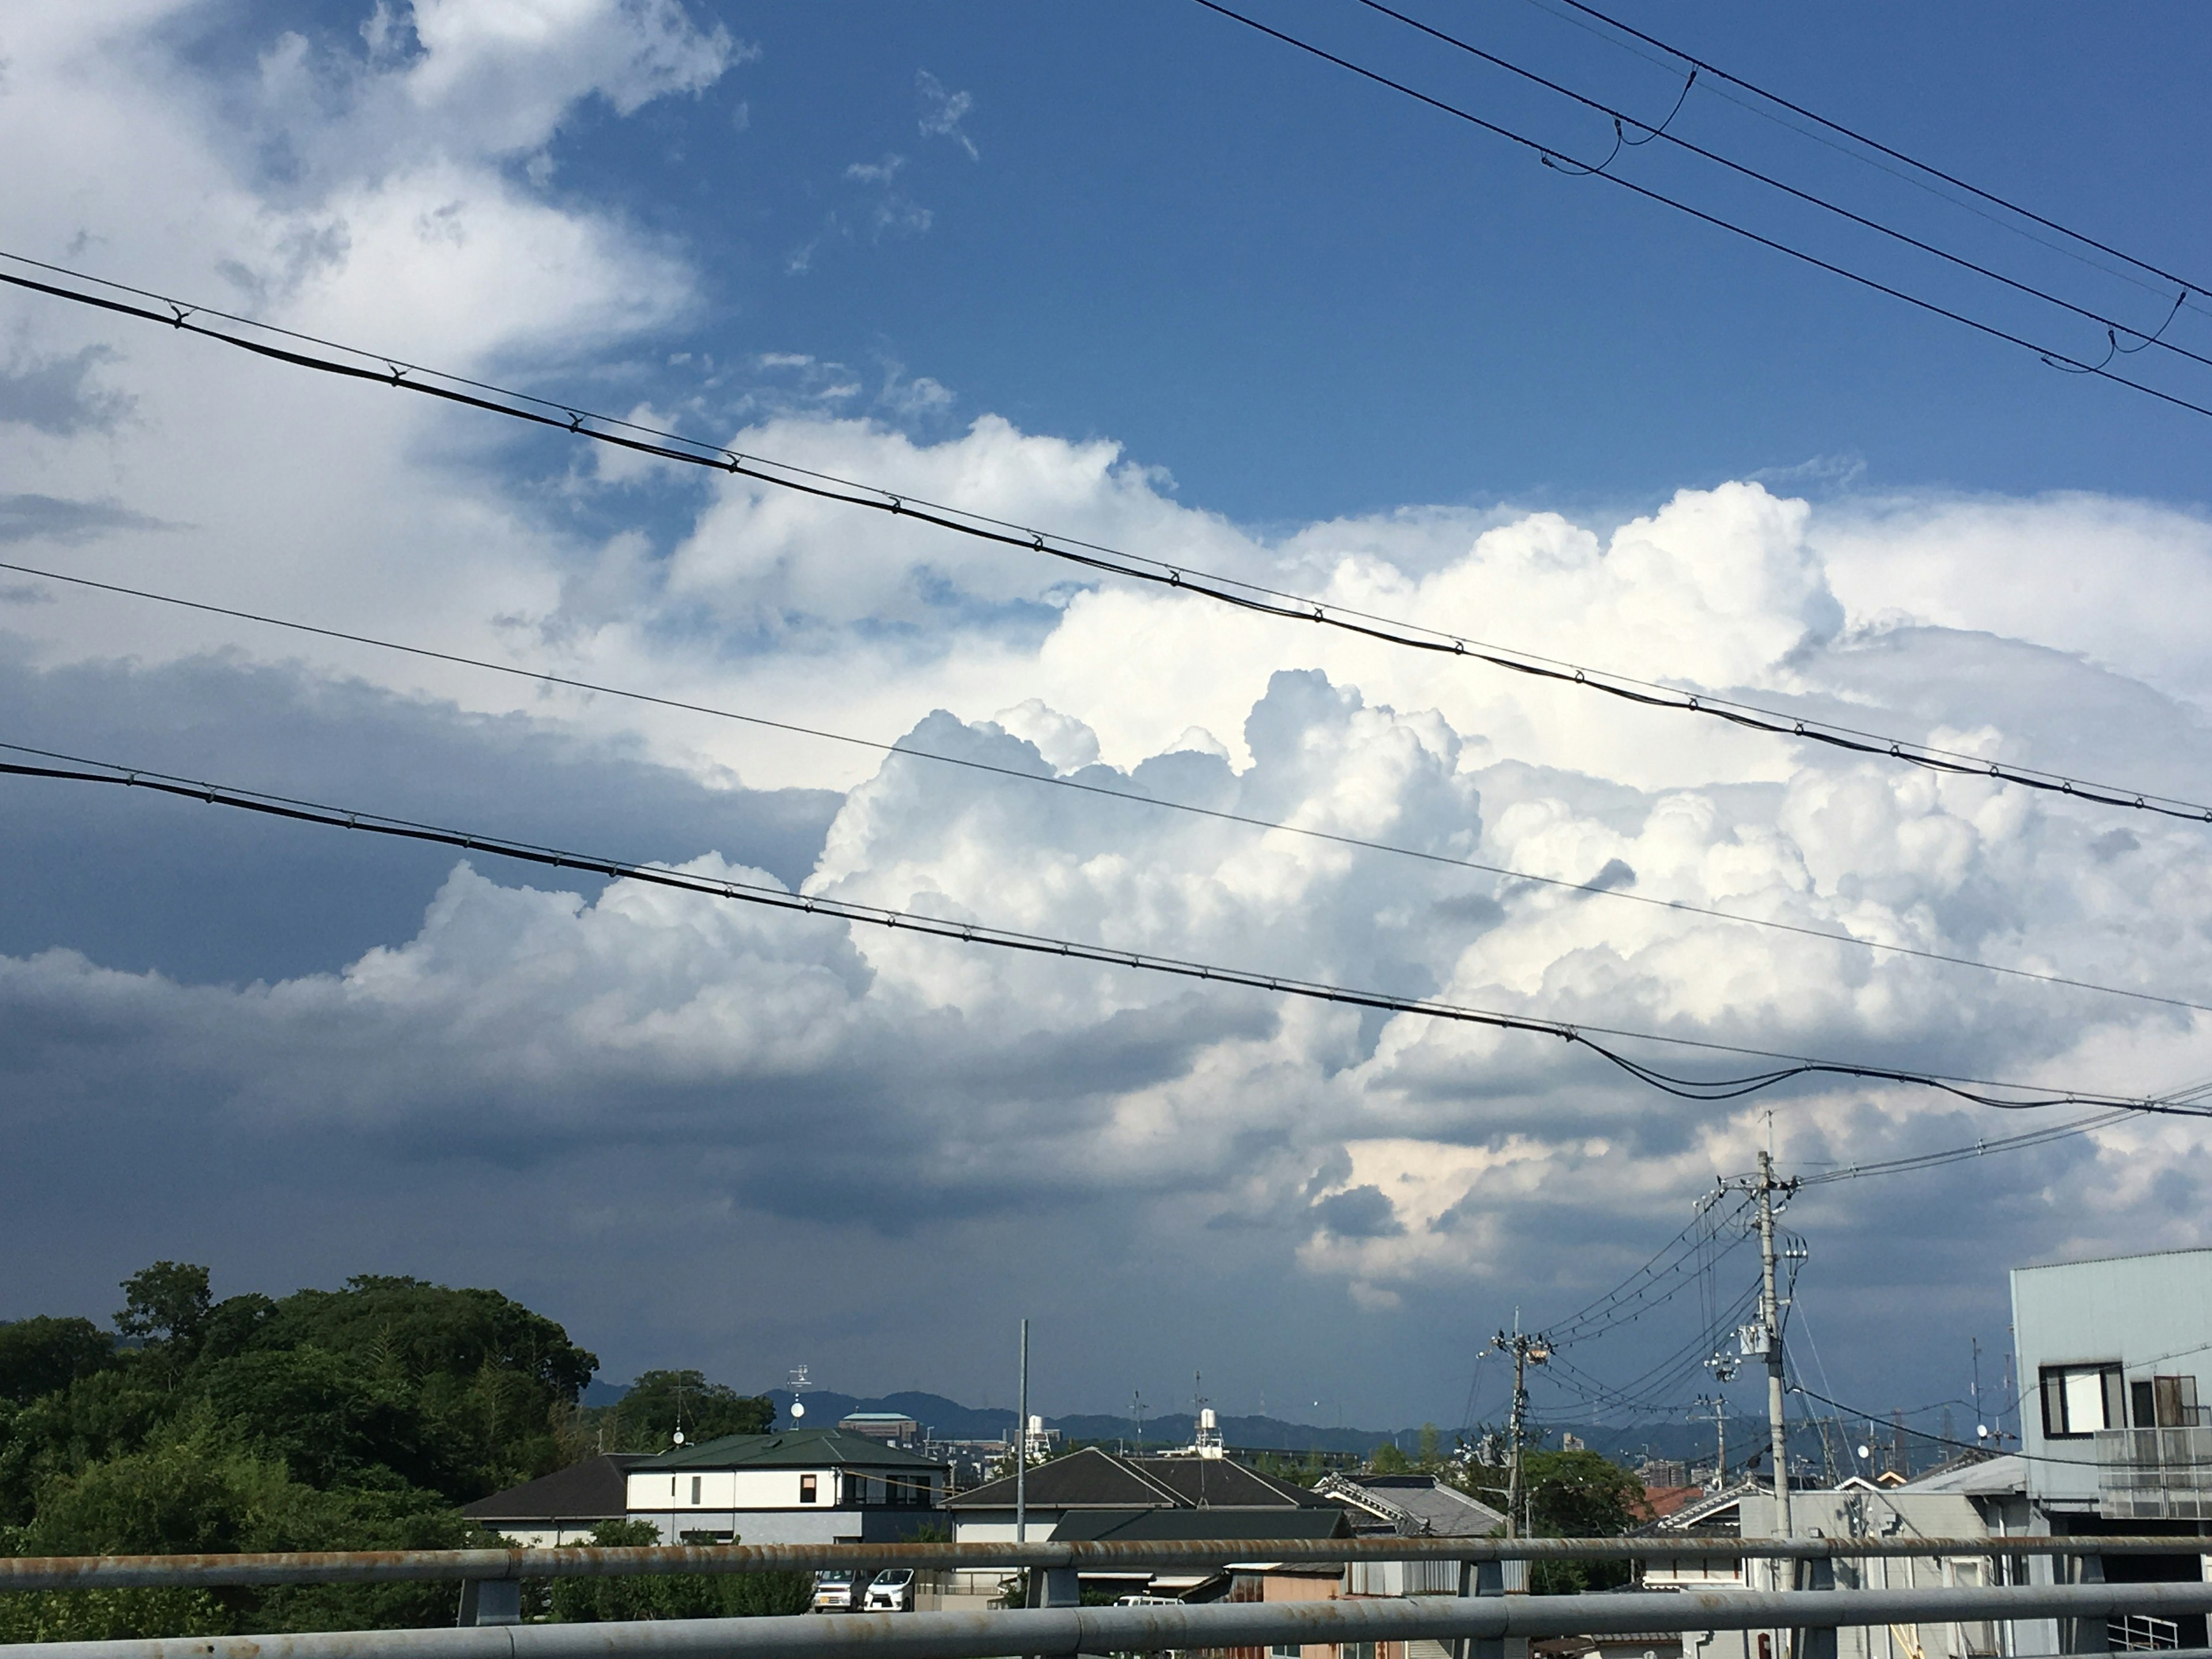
0, 1264, 604, 1641
593, 1370, 774, 1450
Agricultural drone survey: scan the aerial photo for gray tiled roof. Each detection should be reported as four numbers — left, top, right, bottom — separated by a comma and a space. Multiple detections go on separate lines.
1051, 1506, 1352, 1543
462, 1453, 647, 1523
948, 1448, 1330, 1512
1319, 1474, 1505, 1536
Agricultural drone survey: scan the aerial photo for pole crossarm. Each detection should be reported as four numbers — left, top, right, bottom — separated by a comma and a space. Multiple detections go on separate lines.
0, 1536, 2202, 1591
20, 1581, 2212, 1659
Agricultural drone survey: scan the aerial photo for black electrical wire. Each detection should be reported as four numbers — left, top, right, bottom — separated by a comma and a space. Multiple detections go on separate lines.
0, 737, 2192, 1118
14, 557, 2210, 1020
1794, 1107, 2136, 1185
1349, 0, 2212, 378
1788, 1381, 2212, 1471
1189, 0, 2212, 427
1546, 1191, 1755, 1345
1544, 0, 2212, 305
5, 250, 2211, 829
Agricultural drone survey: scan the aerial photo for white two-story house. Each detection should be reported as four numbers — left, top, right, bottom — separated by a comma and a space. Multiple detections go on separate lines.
626, 1426, 949, 1546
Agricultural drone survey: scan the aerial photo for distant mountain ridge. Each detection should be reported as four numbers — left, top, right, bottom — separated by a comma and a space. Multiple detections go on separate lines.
761, 1389, 1416, 1456
590, 1382, 1922, 1475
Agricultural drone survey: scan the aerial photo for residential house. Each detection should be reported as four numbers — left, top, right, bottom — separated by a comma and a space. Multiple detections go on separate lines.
460, 1453, 646, 1546
626, 1427, 948, 1545
1316, 1473, 1508, 1596
945, 1445, 1333, 1543
1643, 1247, 2212, 1659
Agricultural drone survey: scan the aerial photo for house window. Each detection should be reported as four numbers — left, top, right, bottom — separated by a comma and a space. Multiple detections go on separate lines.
2131, 1376, 2204, 1429
1340, 1644, 1378, 1659
1273, 1645, 1302, 1658
690, 1476, 702, 1506
2041, 1363, 2123, 1438
800, 1474, 818, 1505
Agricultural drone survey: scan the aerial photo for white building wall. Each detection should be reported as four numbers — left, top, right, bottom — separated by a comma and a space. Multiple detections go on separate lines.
2012, 1249, 2212, 1509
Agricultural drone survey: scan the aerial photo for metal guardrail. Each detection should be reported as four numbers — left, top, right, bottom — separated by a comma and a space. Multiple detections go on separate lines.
20, 1580, 2212, 1659
2, 1535, 2205, 1591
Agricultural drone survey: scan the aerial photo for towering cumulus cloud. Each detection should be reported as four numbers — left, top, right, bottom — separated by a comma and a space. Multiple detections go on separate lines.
0, 0, 2207, 1413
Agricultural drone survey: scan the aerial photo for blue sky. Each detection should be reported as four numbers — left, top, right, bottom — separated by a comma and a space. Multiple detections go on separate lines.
394, 0, 2212, 520
3, 0, 2212, 1438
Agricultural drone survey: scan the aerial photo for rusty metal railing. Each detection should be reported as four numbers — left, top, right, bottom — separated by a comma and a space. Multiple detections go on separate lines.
13, 1579, 2212, 1659
0, 1532, 2204, 1591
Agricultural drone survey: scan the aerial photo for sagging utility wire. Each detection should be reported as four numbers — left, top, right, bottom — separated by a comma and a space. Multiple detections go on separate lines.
13, 555, 2211, 1020
1347, 0, 2212, 381
0, 737, 2192, 1118
1189, 1, 2212, 427
4, 251, 2211, 830
1544, 0, 2212, 305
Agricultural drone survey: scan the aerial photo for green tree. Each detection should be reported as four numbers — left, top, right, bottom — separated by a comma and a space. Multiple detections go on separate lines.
1369, 1440, 1411, 1474
1519, 1448, 1643, 1593
116, 1263, 213, 1353
604, 1371, 774, 1449
0, 1317, 115, 1406
1416, 1422, 1442, 1469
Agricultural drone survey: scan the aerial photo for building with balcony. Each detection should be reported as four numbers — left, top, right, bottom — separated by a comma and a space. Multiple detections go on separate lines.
2014, 1247, 2212, 1524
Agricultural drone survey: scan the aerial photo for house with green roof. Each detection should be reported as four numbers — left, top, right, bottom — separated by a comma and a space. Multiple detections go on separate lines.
624, 1427, 949, 1545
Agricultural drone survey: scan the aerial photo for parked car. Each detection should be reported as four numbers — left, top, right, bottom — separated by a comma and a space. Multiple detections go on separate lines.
863, 1569, 917, 1612
1115, 1594, 1180, 1605
811, 1569, 861, 1612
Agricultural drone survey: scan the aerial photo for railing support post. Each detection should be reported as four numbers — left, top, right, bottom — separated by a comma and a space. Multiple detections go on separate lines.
1798, 1557, 1838, 1659
1456, 1554, 1527, 1659
456, 1578, 519, 1627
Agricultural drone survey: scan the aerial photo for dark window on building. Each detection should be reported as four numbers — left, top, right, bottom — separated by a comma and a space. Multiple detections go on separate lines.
2133, 1375, 2205, 1428
800, 1474, 818, 1504
690, 1476, 702, 1505
2041, 1363, 2124, 1438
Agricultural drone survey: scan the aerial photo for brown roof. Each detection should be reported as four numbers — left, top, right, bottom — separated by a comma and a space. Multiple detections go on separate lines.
1631, 1485, 1705, 1522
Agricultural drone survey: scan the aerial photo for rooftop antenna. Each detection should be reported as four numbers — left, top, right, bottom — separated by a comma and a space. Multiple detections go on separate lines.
787, 1365, 812, 1423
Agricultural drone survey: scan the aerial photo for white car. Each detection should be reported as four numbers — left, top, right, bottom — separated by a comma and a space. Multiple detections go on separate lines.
811, 1570, 861, 1612
863, 1569, 917, 1612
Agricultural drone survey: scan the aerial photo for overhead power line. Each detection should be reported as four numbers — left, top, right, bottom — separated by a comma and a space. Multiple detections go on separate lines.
3, 251, 2210, 827
1788, 1380, 2212, 1471
1190, 1, 2212, 424
0, 738, 2191, 1118
13, 555, 2211, 1019
1544, 0, 2211, 304
1793, 1107, 2137, 1187
1347, 0, 2209, 379
1545, 1190, 1755, 1347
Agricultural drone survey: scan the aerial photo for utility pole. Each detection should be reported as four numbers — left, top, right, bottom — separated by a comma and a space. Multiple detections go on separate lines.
1694, 1392, 1727, 1485
1016, 1319, 1029, 1545
1495, 1316, 1550, 1540
1755, 1147, 1793, 1540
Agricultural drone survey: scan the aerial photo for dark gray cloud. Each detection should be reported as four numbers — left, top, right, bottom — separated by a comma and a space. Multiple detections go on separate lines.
1312, 1184, 1404, 1238
0, 643, 839, 983
0, 494, 170, 544
0, 346, 132, 435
